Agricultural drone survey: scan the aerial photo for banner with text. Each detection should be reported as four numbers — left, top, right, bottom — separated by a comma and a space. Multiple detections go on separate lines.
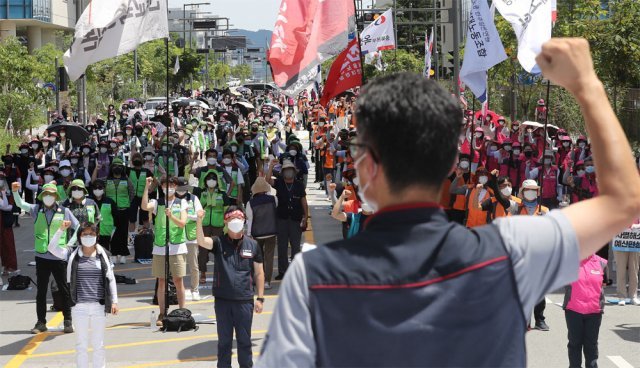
612, 228, 640, 252
360, 8, 396, 55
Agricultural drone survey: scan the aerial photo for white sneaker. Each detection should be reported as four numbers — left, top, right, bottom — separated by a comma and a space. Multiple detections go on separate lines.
119, 256, 127, 264
618, 300, 626, 306
632, 298, 640, 305
110, 256, 117, 264
264, 282, 272, 290
192, 290, 200, 301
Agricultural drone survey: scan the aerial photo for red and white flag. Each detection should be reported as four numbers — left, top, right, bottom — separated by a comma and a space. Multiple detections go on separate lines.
319, 38, 362, 107
268, 0, 355, 96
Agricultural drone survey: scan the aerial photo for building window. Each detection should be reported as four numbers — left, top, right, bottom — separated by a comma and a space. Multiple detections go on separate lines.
0, 0, 50, 22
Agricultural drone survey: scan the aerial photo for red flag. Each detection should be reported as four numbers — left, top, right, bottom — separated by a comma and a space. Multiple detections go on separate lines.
320, 38, 362, 107
269, 0, 355, 96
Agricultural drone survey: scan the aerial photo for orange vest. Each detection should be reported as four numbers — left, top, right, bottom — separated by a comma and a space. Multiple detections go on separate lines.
517, 204, 549, 216
465, 187, 492, 227
324, 147, 335, 168
491, 196, 522, 220
452, 178, 470, 211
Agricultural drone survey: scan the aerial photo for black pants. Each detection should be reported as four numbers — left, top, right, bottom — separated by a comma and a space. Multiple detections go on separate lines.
565, 310, 602, 368
99, 235, 112, 252
534, 299, 546, 323
111, 208, 130, 256
35, 257, 71, 322
276, 218, 302, 275
215, 299, 254, 368
448, 209, 466, 225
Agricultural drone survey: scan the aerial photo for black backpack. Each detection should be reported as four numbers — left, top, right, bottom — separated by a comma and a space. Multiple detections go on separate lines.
7, 275, 36, 290
152, 277, 178, 305
162, 308, 198, 332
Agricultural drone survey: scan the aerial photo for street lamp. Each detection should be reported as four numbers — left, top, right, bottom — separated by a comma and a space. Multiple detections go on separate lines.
183, 2, 210, 50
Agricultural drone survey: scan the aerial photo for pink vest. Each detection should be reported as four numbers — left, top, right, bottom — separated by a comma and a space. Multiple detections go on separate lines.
565, 255, 607, 315
541, 166, 558, 199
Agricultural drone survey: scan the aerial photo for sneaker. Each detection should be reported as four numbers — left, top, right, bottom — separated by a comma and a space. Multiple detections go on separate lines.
119, 255, 127, 264
632, 298, 640, 306
31, 321, 47, 334
618, 300, 626, 306
264, 282, 272, 290
192, 290, 201, 301
274, 273, 285, 281
63, 320, 73, 333
534, 321, 550, 331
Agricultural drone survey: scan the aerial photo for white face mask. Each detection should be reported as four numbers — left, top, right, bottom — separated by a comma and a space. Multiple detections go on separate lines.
100, 147, 108, 153
500, 186, 512, 197
523, 190, 538, 201
562, 142, 570, 147
544, 159, 552, 165
207, 157, 217, 165
110, 143, 117, 149
21, 149, 28, 154
504, 146, 512, 152
71, 159, 79, 164
513, 149, 521, 155
83, 148, 90, 154
222, 158, 232, 166
231, 146, 238, 153
71, 190, 84, 199
577, 170, 585, 176
31, 144, 39, 150
289, 150, 297, 156
474, 133, 483, 138
44, 175, 55, 183
478, 176, 488, 185
80, 235, 97, 247
207, 179, 217, 188
165, 188, 175, 196
354, 153, 379, 212
60, 169, 71, 177
144, 155, 153, 161
459, 161, 470, 170
60, 133, 66, 137
42, 195, 56, 207
578, 142, 586, 148
227, 219, 245, 233
93, 189, 104, 197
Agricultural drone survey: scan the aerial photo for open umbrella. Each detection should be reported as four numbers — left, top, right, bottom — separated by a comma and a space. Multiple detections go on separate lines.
171, 98, 209, 109
521, 121, 560, 131
216, 110, 239, 124
46, 122, 90, 146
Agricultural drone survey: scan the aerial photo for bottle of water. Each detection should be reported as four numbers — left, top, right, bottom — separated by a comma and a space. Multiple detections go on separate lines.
150, 310, 156, 330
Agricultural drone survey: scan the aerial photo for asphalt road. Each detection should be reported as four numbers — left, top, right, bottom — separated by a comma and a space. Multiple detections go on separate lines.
0, 131, 637, 368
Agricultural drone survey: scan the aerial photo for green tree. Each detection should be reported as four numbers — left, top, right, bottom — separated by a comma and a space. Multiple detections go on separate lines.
231, 64, 252, 82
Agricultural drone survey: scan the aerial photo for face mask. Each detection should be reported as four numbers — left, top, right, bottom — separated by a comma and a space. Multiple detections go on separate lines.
319, 122, 325, 127
227, 218, 245, 233
207, 179, 217, 188
144, 129, 149, 133
513, 149, 521, 155
21, 149, 28, 154
283, 170, 295, 180
500, 186, 512, 197
100, 147, 107, 153
504, 145, 513, 152
544, 159, 551, 165
166, 188, 175, 196
162, 146, 168, 152
144, 155, 153, 161
60, 133, 66, 137
60, 169, 71, 177
126, 130, 132, 135
44, 174, 55, 183
71, 158, 79, 165
524, 151, 533, 158
562, 142, 570, 147
231, 146, 238, 153
478, 176, 488, 185
31, 144, 39, 150
43, 142, 49, 147
585, 166, 595, 174
578, 142, 586, 148
71, 190, 84, 199
80, 236, 97, 247
93, 189, 104, 197
42, 195, 56, 207
459, 161, 470, 170
207, 157, 217, 165
490, 146, 498, 152
82, 148, 90, 154
577, 169, 585, 176
222, 158, 232, 166
361, 202, 373, 213
289, 150, 297, 157
474, 133, 483, 138
110, 143, 117, 149
354, 153, 379, 212
523, 190, 538, 201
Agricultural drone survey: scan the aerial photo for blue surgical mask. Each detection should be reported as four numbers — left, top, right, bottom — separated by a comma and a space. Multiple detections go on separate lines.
585, 166, 595, 174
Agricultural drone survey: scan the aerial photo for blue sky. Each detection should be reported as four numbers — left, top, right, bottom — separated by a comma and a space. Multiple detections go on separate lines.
169, 0, 280, 31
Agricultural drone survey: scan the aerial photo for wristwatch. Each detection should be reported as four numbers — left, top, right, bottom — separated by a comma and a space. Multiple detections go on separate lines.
256, 297, 265, 303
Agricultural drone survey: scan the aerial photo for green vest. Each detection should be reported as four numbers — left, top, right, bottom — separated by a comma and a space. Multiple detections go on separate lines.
220, 169, 238, 199
201, 190, 225, 227
34, 207, 67, 254
86, 205, 96, 223
185, 195, 197, 241
158, 156, 177, 177
57, 185, 67, 202
198, 168, 225, 190
153, 200, 187, 246
130, 169, 147, 198
257, 136, 268, 159
99, 202, 114, 236
105, 179, 130, 209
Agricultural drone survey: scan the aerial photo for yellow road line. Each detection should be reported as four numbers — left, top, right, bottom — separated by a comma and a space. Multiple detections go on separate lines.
113, 265, 152, 272
122, 352, 260, 368
4, 312, 64, 368
28, 330, 267, 359
119, 290, 155, 297
117, 295, 278, 313
306, 215, 315, 244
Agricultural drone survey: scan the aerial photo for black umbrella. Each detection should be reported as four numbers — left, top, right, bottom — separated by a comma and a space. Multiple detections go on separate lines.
215, 110, 239, 124
46, 122, 90, 146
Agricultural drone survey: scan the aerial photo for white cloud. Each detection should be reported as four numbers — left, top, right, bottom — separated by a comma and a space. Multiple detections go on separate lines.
169, 0, 280, 31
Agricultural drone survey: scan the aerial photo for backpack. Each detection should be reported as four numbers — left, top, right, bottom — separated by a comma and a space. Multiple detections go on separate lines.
162, 308, 198, 332
152, 277, 178, 306
7, 275, 36, 290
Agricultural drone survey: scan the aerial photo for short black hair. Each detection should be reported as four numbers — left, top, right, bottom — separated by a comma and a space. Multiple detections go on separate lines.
355, 73, 461, 191
224, 205, 244, 216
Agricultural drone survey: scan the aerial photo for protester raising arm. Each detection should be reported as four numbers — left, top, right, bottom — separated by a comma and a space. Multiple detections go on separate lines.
536, 39, 640, 259
330, 187, 350, 223
195, 209, 213, 250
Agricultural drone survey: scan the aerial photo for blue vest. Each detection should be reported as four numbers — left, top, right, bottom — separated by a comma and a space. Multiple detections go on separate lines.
212, 236, 260, 301
303, 205, 526, 367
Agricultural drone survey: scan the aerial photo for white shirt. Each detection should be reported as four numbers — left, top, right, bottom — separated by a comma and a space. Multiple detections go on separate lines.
148, 198, 188, 255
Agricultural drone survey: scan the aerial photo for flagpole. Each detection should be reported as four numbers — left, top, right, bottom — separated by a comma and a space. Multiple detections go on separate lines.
537, 14, 554, 213
471, 96, 476, 167
353, 0, 366, 85
164, 0, 171, 321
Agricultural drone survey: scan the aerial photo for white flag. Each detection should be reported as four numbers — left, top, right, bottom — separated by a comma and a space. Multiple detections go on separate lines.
64, 0, 169, 81
460, 0, 507, 103
360, 9, 396, 55
494, 0, 551, 73
423, 28, 434, 78
173, 56, 180, 75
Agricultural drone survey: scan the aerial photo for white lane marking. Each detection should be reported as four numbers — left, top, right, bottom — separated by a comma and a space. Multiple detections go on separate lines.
607, 356, 634, 368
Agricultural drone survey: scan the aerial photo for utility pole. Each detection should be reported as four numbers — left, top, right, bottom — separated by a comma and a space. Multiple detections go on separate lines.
134, 49, 138, 83
55, 57, 60, 112
75, 0, 86, 124
452, 0, 460, 98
